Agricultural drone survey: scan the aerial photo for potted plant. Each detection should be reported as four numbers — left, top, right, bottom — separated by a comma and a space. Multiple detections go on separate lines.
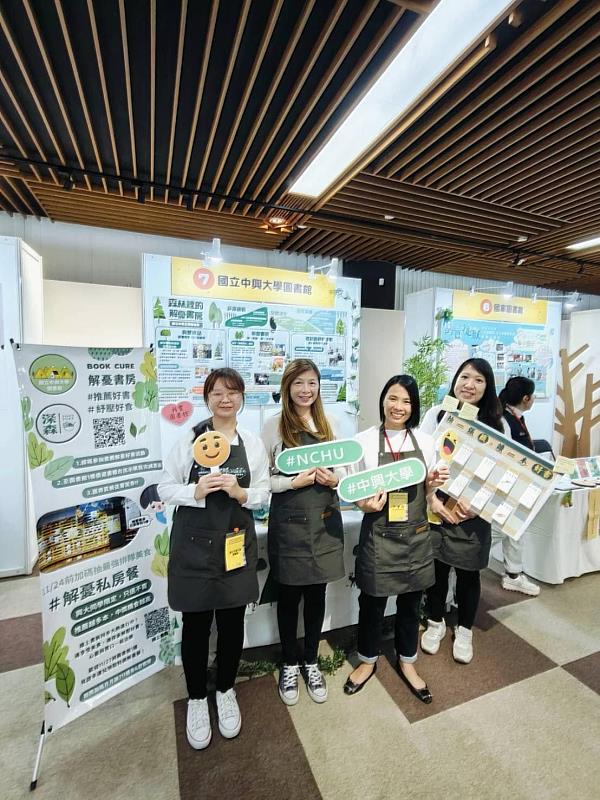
403, 335, 447, 413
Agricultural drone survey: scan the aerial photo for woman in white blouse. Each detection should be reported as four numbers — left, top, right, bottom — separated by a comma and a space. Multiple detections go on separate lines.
159, 368, 269, 751
343, 374, 447, 703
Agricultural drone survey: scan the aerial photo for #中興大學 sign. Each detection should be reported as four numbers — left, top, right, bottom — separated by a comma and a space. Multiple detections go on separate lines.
337, 458, 426, 503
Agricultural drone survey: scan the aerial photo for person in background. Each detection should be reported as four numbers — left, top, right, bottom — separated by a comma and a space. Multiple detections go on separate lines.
261, 359, 345, 707
419, 358, 504, 664
159, 368, 270, 751
497, 376, 540, 596
343, 375, 448, 702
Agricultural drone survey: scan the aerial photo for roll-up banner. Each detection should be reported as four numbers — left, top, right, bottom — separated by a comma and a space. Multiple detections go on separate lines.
14, 344, 174, 733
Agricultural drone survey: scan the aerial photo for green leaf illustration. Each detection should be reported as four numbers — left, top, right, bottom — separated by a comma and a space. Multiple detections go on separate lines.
133, 380, 159, 412
44, 690, 56, 704
55, 662, 75, 706
208, 302, 223, 328
21, 397, 34, 431
130, 422, 137, 438
43, 627, 67, 681
140, 351, 157, 381
151, 553, 169, 578
44, 456, 74, 481
27, 432, 54, 468
138, 425, 146, 435
154, 528, 170, 556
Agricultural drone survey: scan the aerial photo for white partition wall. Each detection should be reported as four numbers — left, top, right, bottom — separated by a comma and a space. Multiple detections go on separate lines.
0, 237, 43, 575
358, 307, 405, 430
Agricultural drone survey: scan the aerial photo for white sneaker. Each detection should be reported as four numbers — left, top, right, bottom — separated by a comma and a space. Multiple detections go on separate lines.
278, 664, 300, 705
302, 663, 328, 703
502, 573, 540, 596
421, 619, 446, 655
453, 626, 473, 664
216, 688, 241, 739
186, 698, 212, 750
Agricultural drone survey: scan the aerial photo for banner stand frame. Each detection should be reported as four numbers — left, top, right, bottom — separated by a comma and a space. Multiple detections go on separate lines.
30, 720, 49, 791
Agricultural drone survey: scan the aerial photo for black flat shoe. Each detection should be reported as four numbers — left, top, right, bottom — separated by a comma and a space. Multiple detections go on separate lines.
396, 663, 432, 704
343, 662, 377, 695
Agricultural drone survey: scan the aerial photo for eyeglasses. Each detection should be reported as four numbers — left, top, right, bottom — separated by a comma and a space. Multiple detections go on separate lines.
209, 391, 242, 401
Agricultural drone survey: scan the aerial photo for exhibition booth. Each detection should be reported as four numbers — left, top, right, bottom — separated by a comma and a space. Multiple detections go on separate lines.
1, 234, 599, 742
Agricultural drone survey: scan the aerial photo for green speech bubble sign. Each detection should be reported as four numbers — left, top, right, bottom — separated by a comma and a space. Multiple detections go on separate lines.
338, 457, 426, 503
275, 438, 364, 474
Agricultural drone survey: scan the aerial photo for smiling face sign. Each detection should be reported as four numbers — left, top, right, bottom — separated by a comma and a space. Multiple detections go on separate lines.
193, 430, 231, 469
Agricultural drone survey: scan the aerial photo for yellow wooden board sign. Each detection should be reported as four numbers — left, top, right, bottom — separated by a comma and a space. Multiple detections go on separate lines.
171, 258, 335, 308
452, 290, 548, 324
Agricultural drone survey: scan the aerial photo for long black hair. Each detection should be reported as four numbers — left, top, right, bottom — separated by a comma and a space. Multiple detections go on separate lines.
379, 374, 420, 429
438, 358, 503, 432
498, 376, 535, 409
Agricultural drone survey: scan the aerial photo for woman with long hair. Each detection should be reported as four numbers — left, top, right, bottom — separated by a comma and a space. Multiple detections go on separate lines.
343, 375, 448, 702
159, 368, 270, 750
419, 358, 505, 664
261, 359, 345, 706
497, 376, 540, 596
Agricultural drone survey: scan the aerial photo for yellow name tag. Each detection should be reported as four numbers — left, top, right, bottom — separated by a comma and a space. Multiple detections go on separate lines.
427, 508, 442, 525
388, 492, 408, 522
225, 530, 246, 572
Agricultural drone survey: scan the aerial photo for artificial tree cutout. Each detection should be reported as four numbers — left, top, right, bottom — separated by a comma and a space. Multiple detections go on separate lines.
554, 344, 600, 457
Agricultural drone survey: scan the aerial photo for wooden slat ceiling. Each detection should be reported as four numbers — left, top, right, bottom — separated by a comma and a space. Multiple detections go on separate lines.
0, 0, 599, 293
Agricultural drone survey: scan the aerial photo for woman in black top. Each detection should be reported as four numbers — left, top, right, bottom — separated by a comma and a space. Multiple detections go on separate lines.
497, 376, 540, 596
499, 377, 536, 451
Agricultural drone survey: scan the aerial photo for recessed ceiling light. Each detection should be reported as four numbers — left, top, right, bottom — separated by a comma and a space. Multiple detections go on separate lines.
517, 235, 528, 242
384, 214, 395, 220
269, 216, 286, 225
566, 235, 600, 251
288, 0, 513, 197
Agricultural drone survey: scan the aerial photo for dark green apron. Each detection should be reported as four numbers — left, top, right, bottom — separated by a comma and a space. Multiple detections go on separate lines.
267, 430, 345, 586
429, 512, 491, 571
355, 427, 434, 598
168, 419, 258, 612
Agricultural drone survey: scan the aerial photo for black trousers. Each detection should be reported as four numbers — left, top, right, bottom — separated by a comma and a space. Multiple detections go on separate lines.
181, 606, 246, 699
427, 560, 481, 629
357, 590, 423, 661
277, 582, 326, 665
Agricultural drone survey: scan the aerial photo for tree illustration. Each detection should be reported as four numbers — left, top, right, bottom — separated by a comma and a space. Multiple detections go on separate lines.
153, 298, 166, 320
554, 345, 600, 457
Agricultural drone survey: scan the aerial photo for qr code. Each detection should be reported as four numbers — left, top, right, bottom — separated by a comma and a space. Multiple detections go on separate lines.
93, 416, 125, 448
144, 606, 170, 640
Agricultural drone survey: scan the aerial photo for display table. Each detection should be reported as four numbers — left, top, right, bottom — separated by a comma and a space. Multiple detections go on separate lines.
491, 487, 600, 584
244, 509, 399, 648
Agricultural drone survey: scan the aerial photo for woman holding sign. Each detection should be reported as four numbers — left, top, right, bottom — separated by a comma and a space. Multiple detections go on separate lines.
419, 358, 505, 664
262, 358, 345, 707
343, 375, 447, 703
158, 368, 269, 750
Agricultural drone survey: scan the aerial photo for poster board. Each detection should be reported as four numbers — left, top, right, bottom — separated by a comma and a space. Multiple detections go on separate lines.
440, 291, 554, 398
432, 409, 558, 540
14, 344, 170, 732
142, 254, 361, 472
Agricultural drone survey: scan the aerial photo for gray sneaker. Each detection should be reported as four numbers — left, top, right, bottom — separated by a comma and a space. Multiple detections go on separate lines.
302, 662, 328, 703
278, 664, 300, 705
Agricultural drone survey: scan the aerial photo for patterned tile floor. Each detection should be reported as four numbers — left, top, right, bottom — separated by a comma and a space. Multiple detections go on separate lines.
1, 569, 599, 800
